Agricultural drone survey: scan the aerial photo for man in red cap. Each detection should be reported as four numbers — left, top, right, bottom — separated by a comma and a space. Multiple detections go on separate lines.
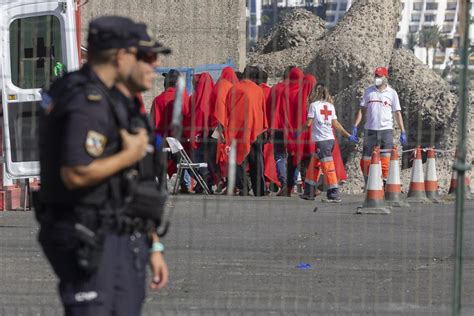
350, 66, 407, 185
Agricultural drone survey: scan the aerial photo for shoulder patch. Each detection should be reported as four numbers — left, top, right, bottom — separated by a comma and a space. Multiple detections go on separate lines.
85, 130, 107, 157
87, 94, 103, 102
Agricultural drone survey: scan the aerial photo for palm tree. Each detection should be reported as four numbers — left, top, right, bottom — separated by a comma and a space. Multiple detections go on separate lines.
417, 26, 441, 67
407, 32, 417, 52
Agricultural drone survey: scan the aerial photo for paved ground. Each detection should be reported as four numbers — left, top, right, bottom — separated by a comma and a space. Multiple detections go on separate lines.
0, 194, 473, 315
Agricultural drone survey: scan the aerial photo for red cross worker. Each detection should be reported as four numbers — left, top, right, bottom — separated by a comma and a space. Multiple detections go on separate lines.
351, 67, 407, 185
299, 84, 351, 202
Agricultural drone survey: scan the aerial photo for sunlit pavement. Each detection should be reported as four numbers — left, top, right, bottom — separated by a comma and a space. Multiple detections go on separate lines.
0, 195, 473, 315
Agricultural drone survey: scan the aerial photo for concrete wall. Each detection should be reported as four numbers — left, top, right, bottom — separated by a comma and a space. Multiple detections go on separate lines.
80, 0, 246, 107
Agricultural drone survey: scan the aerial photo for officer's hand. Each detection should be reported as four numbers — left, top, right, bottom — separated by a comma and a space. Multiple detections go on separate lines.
120, 128, 149, 164
149, 252, 169, 290
400, 132, 407, 146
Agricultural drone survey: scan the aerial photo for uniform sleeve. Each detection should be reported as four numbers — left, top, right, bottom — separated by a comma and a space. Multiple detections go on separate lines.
391, 90, 401, 112
60, 94, 110, 167
360, 89, 369, 108
307, 102, 316, 119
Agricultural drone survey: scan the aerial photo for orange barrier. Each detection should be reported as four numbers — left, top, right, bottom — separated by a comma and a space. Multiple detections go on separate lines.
385, 146, 409, 207
424, 148, 441, 203
448, 162, 472, 200
406, 146, 430, 203
356, 146, 391, 214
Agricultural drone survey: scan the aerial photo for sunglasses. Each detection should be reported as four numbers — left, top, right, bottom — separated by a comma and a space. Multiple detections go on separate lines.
137, 51, 159, 64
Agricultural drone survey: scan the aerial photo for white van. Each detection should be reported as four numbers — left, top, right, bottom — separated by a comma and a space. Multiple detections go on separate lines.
0, 0, 79, 180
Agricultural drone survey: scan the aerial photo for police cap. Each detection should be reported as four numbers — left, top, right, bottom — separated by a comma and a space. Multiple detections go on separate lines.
136, 23, 172, 55
88, 16, 141, 51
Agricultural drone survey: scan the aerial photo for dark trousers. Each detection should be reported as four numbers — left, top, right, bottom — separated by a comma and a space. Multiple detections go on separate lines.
237, 136, 265, 196
39, 222, 149, 316
172, 153, 191, 189
287, 155, 311, 189
192, 137, 218, 190
273, 130, 287, 187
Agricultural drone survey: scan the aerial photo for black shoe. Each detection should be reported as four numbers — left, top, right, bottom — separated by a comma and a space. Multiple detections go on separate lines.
299, 184, 315, 200
276, 185, 289, 197
299, 194, 315, 201
179, 187, 191, 194
325, 188, 341, 202
195, 184, 214, 194
323, 196, 342, 203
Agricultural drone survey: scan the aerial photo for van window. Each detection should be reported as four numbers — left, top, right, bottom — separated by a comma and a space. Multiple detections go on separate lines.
10, 15, 63, 89
7, 101, 40, 162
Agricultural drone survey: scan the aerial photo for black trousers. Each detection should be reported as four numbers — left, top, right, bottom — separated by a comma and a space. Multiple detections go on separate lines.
192, 136, 218, 190
39, 221, 149, 316
237, 136, 265, 196
287, 155, 311, 189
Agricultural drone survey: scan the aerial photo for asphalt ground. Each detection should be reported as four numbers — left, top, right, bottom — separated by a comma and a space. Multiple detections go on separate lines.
0, 194, 473, 315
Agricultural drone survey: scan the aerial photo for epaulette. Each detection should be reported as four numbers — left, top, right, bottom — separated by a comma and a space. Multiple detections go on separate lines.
84, 84, 105, 104
87, 93, 103, 102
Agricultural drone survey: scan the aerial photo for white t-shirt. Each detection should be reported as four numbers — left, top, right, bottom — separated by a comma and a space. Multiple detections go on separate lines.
360, 85, 401, 130
307, 101, 337, 142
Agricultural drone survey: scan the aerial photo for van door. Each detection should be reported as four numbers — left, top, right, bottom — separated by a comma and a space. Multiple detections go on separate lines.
1, 0, 79, 178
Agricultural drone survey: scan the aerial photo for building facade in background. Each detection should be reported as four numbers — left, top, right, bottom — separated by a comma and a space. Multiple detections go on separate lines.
250, 0, 474, 66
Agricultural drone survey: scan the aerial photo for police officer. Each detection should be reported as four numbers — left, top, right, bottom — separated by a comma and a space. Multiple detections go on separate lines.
112, 22, 173, 293
37, 16, 169, 315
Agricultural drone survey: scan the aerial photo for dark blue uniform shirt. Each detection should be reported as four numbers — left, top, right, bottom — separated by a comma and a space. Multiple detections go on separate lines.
39, 64, 122, 208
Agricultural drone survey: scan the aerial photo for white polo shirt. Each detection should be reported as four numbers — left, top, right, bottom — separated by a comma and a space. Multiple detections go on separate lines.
307, 101, 337, 142
360, 85, 401, 131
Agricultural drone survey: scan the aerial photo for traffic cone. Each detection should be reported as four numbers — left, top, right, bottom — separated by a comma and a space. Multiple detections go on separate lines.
356, 146, 391, 214
448, 165, 472, 200
448, 167, 457, 194
424, 148, 442, 203
406, 146, 430, 203
447, 149, 472, 200
385, 146, 409, 207
466, 174, 472, 200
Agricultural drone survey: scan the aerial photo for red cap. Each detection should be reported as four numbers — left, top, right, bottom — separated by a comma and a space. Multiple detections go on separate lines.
374, 67, 388, 78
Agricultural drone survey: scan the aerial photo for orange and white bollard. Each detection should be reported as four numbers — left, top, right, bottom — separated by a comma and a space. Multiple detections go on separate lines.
385, 146, 409, 207
448, 162, 472, 200
465, 174, 472, 200
406, 146, 430, 203
424, 148, 441, 203
356, 146, 391, 214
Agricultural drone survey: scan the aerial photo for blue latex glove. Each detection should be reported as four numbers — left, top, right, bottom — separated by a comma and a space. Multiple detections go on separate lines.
348, 135, 358, 143
349, 126, 359, 143
400, 132, 407, 145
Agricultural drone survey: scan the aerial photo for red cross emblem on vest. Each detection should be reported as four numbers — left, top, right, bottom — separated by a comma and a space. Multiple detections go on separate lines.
320, 104, 332, 121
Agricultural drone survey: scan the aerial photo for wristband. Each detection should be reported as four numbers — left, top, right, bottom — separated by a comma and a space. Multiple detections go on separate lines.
150, 242, 164, 253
